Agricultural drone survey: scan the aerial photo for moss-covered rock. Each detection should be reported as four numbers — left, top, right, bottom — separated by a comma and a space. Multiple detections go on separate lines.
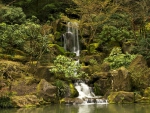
36, 79, 57, 103
129, 55, 150, 92
110, 67, 131, 92
122, 40, 136, 54
92, 72, 112, 96
88, 43, 99, 53
48, 44, 66, 55
69, 83, 78, 98
11, 95, 40, 107
107, 91, 135, 104
144, 87, 150, 97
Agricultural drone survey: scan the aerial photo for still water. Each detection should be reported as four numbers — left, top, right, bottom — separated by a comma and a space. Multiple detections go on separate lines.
1, 104, 150, 113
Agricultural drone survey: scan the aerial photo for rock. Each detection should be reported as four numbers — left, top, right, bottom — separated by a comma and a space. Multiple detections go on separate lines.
60, 97, 83, 104
107, 91, 135, 103
144, 87, 150, 97
35, 66, 55, 82
37, 79, 57, 103
111, 67, 131, 92
129, 55, 147, 68
122, 40, 136, 54
100, 62, 110, 72
11, 95, 40, 107
68, 83, 78, 98
129, 55, 150, 92
92, 72, 112, 96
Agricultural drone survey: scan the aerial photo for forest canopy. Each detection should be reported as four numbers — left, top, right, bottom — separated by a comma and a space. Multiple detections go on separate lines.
0, 0, 150, 63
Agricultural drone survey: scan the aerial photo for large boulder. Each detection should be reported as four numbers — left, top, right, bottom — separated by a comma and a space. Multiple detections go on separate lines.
35, 66, 55, 82
110, 67, 131, 92
92, 72, 112, 96
107, 91, 135, 103
128, 55, 150, 92
129, 55, 147, 68
37, 79, 57, 103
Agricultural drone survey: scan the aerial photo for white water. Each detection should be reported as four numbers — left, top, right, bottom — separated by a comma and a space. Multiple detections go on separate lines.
75, 81, 108, 104
63, 22, 80, 56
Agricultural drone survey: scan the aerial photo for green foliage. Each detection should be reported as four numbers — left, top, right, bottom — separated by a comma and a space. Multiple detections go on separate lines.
0, 92, 14, 108
107, 12, 131, 29
134, 37, 150, 59
89, 59, 98, 65
50, 55, 87, 78
0, 20, 52, 62
54, 80, 68, 98
0, 23, 25, 54
98, 25, 134, 53
104, 47, 136, 69
99, 25, 133, 44
133, 23, 150, 59
130, 67, 150, 92
0, 6, 26, 24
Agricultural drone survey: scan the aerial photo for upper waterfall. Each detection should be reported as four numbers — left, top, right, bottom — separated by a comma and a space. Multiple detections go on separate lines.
63, 22, 80, 56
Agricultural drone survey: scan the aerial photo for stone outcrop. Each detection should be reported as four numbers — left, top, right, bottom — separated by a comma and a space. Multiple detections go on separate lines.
129, 55, 150, 92
92, 72, 112, 96
111, 67, 131, 92
108, 91, 135, 103
37, 79, 57, 103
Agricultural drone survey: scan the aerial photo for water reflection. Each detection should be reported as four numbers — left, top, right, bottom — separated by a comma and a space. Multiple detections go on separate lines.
1, 104, 150, 113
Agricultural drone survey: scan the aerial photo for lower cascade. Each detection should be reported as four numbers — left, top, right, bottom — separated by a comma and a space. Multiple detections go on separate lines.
74, 81, 108, 104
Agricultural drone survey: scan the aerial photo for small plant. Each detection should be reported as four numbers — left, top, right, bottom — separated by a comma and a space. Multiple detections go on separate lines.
0, 92, 15, 108
50, 55, 87, 78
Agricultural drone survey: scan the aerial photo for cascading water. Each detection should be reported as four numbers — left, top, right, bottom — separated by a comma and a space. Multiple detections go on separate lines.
63, 22, 108, 105
75, 81, 108, 104
63, 22, 80, 57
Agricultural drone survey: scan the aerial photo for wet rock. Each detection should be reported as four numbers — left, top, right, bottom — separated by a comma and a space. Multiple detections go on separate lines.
60, 97, 83, 104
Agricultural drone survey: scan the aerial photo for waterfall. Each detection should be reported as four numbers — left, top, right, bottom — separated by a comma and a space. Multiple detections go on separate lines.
75, 81, 108, 104
62, 22, 108, 105
63, 22, 80, 57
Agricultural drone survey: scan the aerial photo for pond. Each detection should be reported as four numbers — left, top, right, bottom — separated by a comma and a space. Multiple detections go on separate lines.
1, 103, 150, 113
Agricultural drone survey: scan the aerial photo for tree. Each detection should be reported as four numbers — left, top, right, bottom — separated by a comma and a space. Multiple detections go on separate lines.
72, 0, 119, 50
0, 5, 26, 24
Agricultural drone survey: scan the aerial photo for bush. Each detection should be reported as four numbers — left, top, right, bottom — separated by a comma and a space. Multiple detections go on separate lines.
50, 55, 87, 78
0, 6, 26, 24
104, 47, 136, 69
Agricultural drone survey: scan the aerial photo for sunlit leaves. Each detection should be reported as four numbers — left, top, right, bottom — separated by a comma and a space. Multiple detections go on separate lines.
104, 47, 137, 69
50, 55, 87, 78
0, 6, 26, 24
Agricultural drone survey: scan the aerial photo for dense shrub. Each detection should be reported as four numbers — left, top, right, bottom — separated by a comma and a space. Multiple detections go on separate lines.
0, 6, 26, 24
50, 55, 87, 78
104, 47, 136, 69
